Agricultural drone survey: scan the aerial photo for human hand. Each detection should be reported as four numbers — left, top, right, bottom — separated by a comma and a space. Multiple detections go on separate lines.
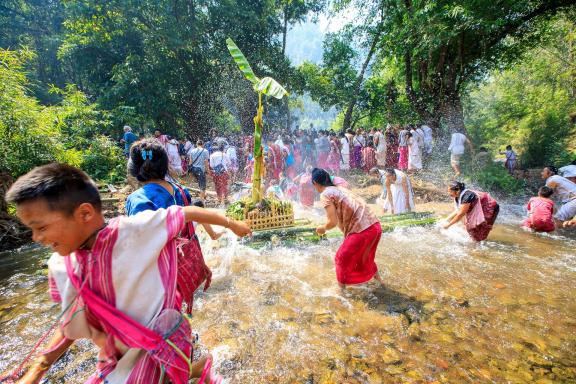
442, 221, 451, 229
316, 226, 326, 236
229, 220, 252, 237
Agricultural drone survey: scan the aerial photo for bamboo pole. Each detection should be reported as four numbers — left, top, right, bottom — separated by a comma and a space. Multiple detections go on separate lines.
252, 93, 264, 203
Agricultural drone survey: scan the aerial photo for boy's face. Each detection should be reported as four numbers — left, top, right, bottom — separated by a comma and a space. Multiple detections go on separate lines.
16, 199, 94, 256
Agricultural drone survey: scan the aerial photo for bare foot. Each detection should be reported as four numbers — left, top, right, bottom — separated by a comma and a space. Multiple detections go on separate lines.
373, 271, 385, 286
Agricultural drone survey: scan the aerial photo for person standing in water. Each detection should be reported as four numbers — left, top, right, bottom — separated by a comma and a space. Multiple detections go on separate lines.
312, 168, 385, 290
443, 181, 500, 241
521, 186, 555, 233
542, 165, 576, 226
370, 167, 414, 214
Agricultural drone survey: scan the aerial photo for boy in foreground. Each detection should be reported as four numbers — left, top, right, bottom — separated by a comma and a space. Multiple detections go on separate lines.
6, 163, 251, 383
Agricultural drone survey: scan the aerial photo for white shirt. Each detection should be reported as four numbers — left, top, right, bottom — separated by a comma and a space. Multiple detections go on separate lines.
209, 151, 230, 171
448, 132, 468, 155
422, 125, 433, 144
340, 137, 350, 155
559, 164, 576, 178
374, 131, 386, 152
546, 175, 576, 203
48, 207, 185, 382
225, 146, 237, 161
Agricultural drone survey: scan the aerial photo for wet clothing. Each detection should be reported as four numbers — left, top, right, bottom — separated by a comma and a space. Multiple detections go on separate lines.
126, 182, 192, 216
326, 139, 341, 173
361, 146, 377, 173
380, 169, 414, 214
398, 146, 409, 170
422, 125, 433, 155
296, 173, 315, 208
321, 186, 380, 284
408, 137, 422, 171
335, 222, 382, 285
385, 131, 398, 168
374, 131, 386, 166
48, 207, 192, 383
455, 189, 499, 241
546, 175, 576, 221
340, 136, 351, 171
448, 133, 468, 156
320, 186, 378, 237
522, 197, 555, 232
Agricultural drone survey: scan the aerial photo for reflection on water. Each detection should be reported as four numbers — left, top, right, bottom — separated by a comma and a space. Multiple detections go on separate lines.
1, 206, 575, 383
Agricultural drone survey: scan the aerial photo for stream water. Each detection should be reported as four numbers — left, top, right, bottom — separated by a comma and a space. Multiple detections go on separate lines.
1, 204, 575, 383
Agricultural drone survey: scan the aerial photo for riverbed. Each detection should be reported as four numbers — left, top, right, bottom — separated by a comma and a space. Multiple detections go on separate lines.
1, 205, 575, 383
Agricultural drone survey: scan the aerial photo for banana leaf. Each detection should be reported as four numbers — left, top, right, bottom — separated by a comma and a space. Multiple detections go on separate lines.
377, 211, 434, 222
226, 38, 258, 85
245, 216, 438, 244
257, 77, 288, 99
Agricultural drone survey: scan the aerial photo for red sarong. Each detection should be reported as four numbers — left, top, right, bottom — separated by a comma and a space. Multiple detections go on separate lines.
398, 146, 408, 170
335, 222, 381, 285
213, 172, 229, 200
466, 192, 499, 241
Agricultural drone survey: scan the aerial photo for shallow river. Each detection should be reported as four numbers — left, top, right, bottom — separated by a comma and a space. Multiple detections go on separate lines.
1, 204, 575, 383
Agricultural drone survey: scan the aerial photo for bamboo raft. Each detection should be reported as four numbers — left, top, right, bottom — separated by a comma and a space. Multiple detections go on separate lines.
243, 211, 437, 247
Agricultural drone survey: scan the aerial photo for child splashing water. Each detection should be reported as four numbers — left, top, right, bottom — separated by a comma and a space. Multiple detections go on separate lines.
311, 168, 385, 291
6, 163, 251, 383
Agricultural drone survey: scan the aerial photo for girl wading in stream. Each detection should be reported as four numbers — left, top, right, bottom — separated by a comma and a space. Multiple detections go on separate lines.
443, 181, 500, 241
312, 168, 385, 290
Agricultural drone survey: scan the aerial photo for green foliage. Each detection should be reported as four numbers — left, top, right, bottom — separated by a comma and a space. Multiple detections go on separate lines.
0, 48, 121, 183
81, 136, 126, 184
469, 163, 524, 195
0, 49, 65, 177
466, 17, 576, 168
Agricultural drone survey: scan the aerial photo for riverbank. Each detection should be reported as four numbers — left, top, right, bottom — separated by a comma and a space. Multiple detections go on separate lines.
0, 166, 549, 253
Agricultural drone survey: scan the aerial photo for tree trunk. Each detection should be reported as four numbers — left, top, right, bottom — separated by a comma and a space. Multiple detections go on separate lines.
441, 96, 466, 134
342, 28, 382, 132
282, 7, 288, 55
285, 98, 291, 132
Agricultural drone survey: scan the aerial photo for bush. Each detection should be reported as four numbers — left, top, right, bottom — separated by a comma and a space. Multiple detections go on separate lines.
81, 135, 126, 183
470, 163, 524, 195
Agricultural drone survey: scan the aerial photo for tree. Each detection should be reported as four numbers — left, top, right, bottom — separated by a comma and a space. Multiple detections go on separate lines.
329, 0, 576, 134
466, 17, 576, 167
299, 22, 383, 131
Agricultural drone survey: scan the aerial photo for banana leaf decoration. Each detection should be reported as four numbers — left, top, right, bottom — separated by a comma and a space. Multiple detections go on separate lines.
226, 38, 288, 203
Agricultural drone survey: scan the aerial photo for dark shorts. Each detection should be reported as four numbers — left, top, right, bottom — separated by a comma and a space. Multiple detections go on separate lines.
189, 167, 206, 191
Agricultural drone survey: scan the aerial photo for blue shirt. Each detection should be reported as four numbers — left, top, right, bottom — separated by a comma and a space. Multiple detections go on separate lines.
123, 131, 138, 151
125, 182, 192, 216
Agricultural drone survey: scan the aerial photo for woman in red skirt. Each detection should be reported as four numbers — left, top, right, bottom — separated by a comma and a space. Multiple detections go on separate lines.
312, 168, 385, 290
443, 181, 500, 241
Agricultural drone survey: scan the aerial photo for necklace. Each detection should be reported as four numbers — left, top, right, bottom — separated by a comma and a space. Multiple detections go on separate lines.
78, 224, 106, 250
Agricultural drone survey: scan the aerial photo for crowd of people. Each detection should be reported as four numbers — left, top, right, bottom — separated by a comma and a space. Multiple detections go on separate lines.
3, 122, 575, 383
127, 123, 438, 210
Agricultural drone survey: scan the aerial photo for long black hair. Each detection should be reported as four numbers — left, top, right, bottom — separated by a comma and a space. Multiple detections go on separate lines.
128, 138, 169, 182
311, 168, 335, 187
449, 181, 466, 192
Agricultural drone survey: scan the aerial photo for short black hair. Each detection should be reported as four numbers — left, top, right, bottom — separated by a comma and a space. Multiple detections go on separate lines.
538, 186, 554, 198
128, 138, 169, 182
6, 163, 101, 215
506, 145, 512, 150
